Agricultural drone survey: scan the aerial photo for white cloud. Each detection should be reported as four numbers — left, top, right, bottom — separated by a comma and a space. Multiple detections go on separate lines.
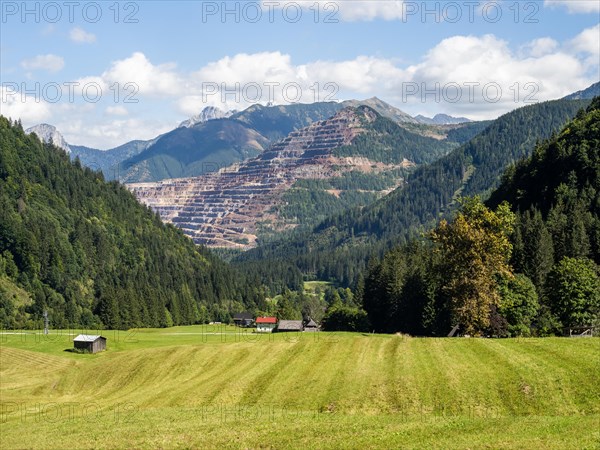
307, 56, 406, 92
401, 33, 594, 119
565, 24, 600, 73
57, 117, 173, 150
21, 54, 64, 73
0, 86, 52, 123
7, 25, 599, 148
332, 0, 406, 21
569, 24, 600, 57
105, 106, 128, 116
519, 37, 559, 58
100, 52, 183, 97
261, 0, 408, 22
545, 0, 600, 13
70, 27, 97, 44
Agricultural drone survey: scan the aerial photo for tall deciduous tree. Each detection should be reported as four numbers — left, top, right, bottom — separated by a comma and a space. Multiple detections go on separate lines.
430, 197, 515, 335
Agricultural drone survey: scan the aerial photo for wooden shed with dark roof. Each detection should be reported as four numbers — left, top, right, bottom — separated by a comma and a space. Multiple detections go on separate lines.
73, 335, 106, 353
304, 319, 319, 332
233, 312, 254, 327
277, 320, 304, 332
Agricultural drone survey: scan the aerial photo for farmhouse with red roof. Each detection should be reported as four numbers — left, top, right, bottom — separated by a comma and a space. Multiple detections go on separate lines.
255, 316, 277, 333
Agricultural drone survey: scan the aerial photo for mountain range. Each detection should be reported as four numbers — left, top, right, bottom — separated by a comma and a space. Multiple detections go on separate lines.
236, 96, 594, 286
130, 105, 475, 248
4, 82, 599, 328
25, 98, 476, 183
414, 113, 472, 125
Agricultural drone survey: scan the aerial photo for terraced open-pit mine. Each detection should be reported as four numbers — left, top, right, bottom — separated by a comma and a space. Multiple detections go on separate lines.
129, 107, 411, 249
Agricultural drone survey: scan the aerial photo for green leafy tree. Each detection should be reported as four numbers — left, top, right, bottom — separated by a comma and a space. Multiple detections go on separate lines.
498, 274, 539, 336
429, 197, 515, 335
322, 305, 369, 332
276, 290, 302, 320
545, 257, 600, 328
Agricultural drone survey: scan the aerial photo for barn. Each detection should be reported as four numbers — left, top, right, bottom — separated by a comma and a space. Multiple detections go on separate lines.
277, 320, 304, 332
73, 335, 107, 353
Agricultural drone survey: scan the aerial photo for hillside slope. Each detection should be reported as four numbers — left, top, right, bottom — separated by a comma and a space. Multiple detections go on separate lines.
119, 119, 270, 183
130, 107, 457, 248
488, 97, 600, 286
239, 99, 591, 286
0, 117, 261, 329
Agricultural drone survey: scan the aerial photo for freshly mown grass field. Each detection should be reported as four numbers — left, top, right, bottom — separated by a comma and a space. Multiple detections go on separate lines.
0, 326, 599, 449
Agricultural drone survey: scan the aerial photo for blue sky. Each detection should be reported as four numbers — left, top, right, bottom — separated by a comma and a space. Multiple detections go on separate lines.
1, 0, 599, 148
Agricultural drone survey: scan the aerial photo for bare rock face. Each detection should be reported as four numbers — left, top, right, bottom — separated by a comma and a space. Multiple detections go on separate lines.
178, 106, 236, 128
129, 107, 402, 249
25, 124, 71, 153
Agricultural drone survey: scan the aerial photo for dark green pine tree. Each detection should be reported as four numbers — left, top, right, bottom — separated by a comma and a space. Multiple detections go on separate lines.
514, 209, 555, 292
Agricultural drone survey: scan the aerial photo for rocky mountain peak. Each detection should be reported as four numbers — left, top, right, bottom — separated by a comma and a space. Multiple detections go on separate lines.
25, 123, 71, 153
178, 106, 236, 128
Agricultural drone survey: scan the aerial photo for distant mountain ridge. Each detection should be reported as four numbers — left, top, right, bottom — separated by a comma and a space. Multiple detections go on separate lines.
24, 82, 598, 185
22, 98, 474, 184
118, 118, 270, 183
563, 81, 600, 100
130, 106, 461, 248
342, 97, 418, 124
414, 113, 472, 125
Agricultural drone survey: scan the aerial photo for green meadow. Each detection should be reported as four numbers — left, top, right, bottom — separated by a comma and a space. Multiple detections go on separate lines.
1, 327, 599, 449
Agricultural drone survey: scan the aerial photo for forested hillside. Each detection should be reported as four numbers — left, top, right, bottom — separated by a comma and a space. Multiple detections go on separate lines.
489, 96, 600, 294
0, 117, 266, 329
239, 99, 591, 287
333, 112, 455, 164
119, 119, 270, 182
359, 98, 600, 337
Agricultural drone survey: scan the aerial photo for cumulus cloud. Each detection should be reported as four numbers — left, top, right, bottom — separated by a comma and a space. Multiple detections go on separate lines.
400, 33, 594, 118
70, 27, 97, 44
7, 25, 599, 148
544, 0, 600, 13
181, 31, 596, 119
21, 54, 64, 73
519, 37, 559, 58
332, 0, 406, 21
100, 52, 184, 97
105, 106, 128, 116
57, 117, 174, 149
569, 23, 600, 57
0, 86, 52, 123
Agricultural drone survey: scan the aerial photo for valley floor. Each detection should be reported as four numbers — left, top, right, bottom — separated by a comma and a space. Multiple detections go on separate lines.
1, 327, 598, 449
